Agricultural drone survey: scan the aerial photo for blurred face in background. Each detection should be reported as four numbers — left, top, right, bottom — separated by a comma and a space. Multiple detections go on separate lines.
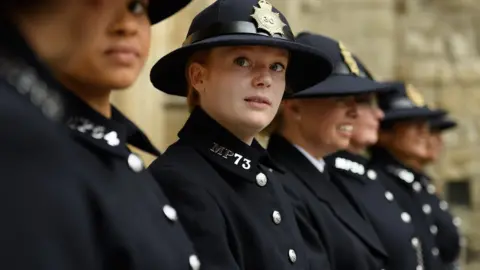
281, 95, 358, 157
349, 93, 384, 150
378, 119, 430, 162
14, 0, 151, 93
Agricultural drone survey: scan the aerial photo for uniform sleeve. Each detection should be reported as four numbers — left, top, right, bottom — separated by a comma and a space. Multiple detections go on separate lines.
149, 161, 241, 270
0, 103, 98, 269
429, 194, 461, 263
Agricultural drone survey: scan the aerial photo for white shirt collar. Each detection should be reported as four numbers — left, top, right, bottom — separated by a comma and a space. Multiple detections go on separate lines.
294, 144, 325, 173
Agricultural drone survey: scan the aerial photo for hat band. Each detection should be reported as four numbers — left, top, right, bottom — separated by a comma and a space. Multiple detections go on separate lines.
333, 61, 368, 78
183, 21, 295, 46
383, 97, 419, 111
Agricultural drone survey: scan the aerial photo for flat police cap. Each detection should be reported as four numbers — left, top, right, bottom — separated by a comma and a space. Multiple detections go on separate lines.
150, 0, 333, 97
290, 32, 393, 99
148, 0, 193, 24
378, 82, 444, 125
429, 109, 458, 132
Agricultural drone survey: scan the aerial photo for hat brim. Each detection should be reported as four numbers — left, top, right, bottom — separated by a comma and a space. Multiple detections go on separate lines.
149, 0, 192, 24
382, 107, 444, 123
431, 120, 458, 131
150, 34, 333, 97
288, 75, 394, 99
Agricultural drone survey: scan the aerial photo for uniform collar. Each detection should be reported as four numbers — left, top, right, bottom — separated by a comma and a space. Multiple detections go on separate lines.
370, 147, 426, 192
178, 107, 282, 182
325, 151, 378, 181
62, 92, 160, 157
293, 144, 325, 173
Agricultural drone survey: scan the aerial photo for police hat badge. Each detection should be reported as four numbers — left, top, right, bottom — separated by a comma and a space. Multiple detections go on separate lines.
251, 0, 286, 37
406, 84, 425, 106
338, 42, 360, 76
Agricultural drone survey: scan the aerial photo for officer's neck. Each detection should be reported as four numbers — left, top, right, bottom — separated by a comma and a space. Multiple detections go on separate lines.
61, 78, 113, 118
280, 128, 331, 159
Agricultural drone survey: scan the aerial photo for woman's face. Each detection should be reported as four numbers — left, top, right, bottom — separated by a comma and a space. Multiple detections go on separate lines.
17, 0, 151, 91
350, 93, 384, 147
381, 120, 431, 160
188, 45, 289, 140
292, 96, 358, 155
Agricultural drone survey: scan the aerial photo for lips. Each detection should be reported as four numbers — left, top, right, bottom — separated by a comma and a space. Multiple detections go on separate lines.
244, 96, 272, 106
104, 45, 140, 65
338, 124, 354, 133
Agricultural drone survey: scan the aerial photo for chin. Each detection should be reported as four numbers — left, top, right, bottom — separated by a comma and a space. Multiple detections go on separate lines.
104, 69, 141, 89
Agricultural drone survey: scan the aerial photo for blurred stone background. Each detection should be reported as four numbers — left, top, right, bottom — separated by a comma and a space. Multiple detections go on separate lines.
112, 0, 480, 268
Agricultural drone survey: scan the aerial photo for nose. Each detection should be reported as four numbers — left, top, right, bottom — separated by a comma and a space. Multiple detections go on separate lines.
346, 97, 358, 119
375, 107, 385, 120
111, 9, 139, 36
251, 66, 272, 89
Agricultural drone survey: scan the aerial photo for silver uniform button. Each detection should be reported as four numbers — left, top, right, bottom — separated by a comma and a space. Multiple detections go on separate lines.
163, 205, 178, 222
127, 153, 144, 173
432, 247, 439, 256
385, 191, 394, 201
453, 217, 462, 227
430, 225, 438, 235
439, 201, 449, 211
427, 184, 436, 194
272, 211, 282, 225
412, 182, 422, 192
422, 204, 432, 215
189, 254, 201, 270
288, 249, 297, 263
367, 169, 377, 180
411, 237, 419, 247
256, 173, 268, 187
401, 212, 411, 223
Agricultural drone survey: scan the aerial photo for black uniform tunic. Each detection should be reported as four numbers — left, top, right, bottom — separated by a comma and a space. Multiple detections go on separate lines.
0, 24, 198, 270
267, 134, 387, 270
148, 108, 312, 270
326, 150, 428, 270
416, 173, 461, 267
369, 147, 447, 270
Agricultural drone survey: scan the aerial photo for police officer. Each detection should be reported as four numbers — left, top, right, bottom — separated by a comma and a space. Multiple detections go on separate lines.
266, 32, 390, 270
147, 0, 333, 269
417, 111, 462, 269
0, 1, 200, 269
324, 78, 441, 269
368, 83, 447, 270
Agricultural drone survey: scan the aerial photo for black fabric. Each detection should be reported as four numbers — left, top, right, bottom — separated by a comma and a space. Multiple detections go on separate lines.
148, 108, 312, 270
326, 150, 428, 270
0, 23, 197, 270
369, 147, 449, 270
267, 134, 387, 270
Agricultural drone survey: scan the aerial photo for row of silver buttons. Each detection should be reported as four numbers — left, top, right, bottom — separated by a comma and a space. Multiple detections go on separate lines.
256, 172, 297, 264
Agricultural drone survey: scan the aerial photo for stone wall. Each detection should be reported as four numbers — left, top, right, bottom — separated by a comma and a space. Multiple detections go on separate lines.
111, 0, 480, 268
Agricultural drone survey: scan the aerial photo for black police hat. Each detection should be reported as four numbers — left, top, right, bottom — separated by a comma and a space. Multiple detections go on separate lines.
378, 82, 444, 125
150, 0, 333, 97
289, 32, 393, 99
149, 0, 193, 24
429, 109, 458, 132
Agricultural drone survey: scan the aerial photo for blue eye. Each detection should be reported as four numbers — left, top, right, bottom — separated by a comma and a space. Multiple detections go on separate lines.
270, 63, 285, 72
128, 0, 147, 15
234, 57, 251, 67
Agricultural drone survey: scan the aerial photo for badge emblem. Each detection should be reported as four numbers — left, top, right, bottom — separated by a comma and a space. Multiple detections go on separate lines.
339, 42, 360, 76
406, 84, 425, 106
251, 0, 286, 37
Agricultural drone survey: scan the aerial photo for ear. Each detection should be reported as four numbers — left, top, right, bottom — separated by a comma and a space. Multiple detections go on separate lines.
188, 62, 207, 93
283, 99, 302, 120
